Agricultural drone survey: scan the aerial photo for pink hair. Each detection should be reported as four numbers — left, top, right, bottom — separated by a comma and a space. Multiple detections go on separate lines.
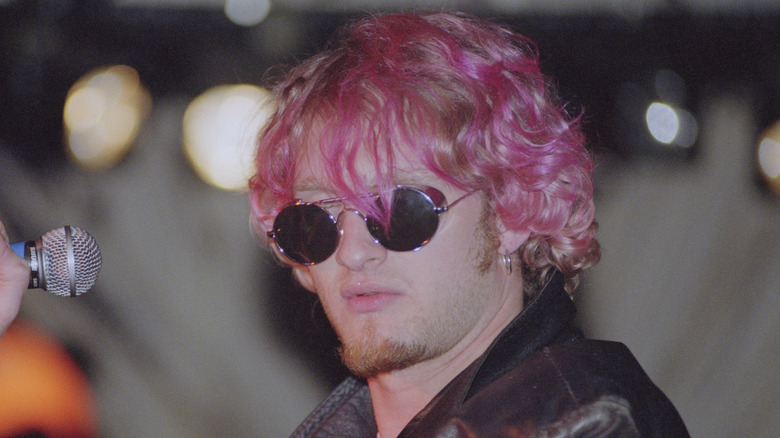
250, 12, 599, 294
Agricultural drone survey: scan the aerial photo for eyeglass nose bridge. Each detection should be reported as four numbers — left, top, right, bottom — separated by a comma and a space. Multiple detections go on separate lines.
334, 207, 402, 255
333, 208, 380, 242
335, 207, 368, 223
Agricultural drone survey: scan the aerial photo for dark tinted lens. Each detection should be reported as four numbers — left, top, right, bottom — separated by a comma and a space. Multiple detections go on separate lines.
273, 204, 339, 264
367, 187, 439, 251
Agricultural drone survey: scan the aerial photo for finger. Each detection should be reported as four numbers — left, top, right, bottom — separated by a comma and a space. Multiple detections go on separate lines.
0, 221, 29, 334
0, 220, 9, 244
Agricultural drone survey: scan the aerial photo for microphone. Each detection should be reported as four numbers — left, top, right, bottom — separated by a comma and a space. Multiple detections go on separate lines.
9, 226, 102, 297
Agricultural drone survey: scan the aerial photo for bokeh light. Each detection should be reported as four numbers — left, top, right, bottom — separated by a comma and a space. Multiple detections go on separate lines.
645, 102, 698, 149
0, 321, 97, 438
757, 120, 780, 196
224, 0, 272, 27
63, 65, 151, 171
182, 84, 274, 191
614, 69, 698, 158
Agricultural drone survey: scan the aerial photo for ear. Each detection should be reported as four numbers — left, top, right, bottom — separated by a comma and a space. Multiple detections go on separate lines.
266, 242, 317, 292
496, 219, 531, 255
292, 266, 317, 293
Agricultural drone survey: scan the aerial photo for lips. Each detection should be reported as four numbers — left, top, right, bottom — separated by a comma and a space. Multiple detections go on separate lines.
342, 282, 401, 313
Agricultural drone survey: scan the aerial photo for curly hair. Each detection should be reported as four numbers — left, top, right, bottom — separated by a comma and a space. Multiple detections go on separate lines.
249, 12, 600, 297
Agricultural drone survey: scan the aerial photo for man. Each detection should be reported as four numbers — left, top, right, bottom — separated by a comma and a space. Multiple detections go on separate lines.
249, 11, 687, 438
251, 13, 687, 437
0, 11, 688, 438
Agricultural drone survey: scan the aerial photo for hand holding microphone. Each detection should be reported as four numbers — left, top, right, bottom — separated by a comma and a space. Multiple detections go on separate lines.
0, 221, 102, 335
0, 220, 34, 334
10, 226, 102, 297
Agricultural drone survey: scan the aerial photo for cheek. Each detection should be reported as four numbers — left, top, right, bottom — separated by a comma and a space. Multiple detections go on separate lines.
433, 221, 490, 268
305, 266, 343, 304
292, 267, 317, 292
410, 233, 487, 293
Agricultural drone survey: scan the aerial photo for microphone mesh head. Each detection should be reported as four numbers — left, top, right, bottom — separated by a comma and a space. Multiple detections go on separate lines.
41, 226, 102, 296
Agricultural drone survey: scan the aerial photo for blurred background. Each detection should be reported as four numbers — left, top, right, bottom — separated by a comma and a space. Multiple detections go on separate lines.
1, 0, 779, 436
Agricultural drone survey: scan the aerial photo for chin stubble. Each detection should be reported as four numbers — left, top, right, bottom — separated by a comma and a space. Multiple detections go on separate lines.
338, 322, 430, 378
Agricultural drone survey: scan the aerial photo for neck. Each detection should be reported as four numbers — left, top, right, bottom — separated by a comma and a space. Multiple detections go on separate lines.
368, 274, 524, 438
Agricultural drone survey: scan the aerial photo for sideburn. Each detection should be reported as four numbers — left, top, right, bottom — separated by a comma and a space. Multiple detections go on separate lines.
475, 195, 501, 275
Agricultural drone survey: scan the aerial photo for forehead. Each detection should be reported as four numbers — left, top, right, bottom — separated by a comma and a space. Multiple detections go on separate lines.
292, 138, 440, 195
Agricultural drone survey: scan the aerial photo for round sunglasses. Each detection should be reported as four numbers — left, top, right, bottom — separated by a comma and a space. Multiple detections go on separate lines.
267, 186, 477, 265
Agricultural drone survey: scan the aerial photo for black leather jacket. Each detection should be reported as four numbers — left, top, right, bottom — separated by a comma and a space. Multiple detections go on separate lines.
290, 272, 689, 437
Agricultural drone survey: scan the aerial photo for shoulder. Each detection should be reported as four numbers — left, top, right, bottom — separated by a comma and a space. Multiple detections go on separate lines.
445, 339, 688, 437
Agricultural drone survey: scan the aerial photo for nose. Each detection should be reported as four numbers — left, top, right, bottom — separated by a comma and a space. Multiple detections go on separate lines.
334, 209, 387, 271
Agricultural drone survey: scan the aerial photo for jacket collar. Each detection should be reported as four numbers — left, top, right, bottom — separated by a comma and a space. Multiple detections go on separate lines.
465, 270, 579, 400
398, 270, 580, 437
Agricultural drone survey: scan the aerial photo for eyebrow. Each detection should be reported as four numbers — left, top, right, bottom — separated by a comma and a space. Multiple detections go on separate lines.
292, 178, 323, 193
391, 172, 436, 187
292, 168, 438, 195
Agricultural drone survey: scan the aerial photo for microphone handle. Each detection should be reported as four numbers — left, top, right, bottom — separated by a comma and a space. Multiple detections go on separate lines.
10, 240, 44, 290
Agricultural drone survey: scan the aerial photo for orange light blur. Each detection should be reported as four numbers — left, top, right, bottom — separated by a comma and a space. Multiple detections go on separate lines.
0, 321, 98, 438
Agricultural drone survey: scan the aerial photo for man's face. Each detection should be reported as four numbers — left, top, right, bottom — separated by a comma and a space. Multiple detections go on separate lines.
290, 149, 519, 378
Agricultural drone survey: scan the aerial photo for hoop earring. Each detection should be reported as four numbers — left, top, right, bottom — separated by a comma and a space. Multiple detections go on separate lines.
502, 253, 513, 275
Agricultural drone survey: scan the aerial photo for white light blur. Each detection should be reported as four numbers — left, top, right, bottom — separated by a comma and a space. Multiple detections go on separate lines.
224, 0, 271, 27
757, 120, 780, 197
645, 102, 698, 148
63, 65, 151, 170
758, 138, 780, 179
183, 84, 274, 191
646, 103, 678, 144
